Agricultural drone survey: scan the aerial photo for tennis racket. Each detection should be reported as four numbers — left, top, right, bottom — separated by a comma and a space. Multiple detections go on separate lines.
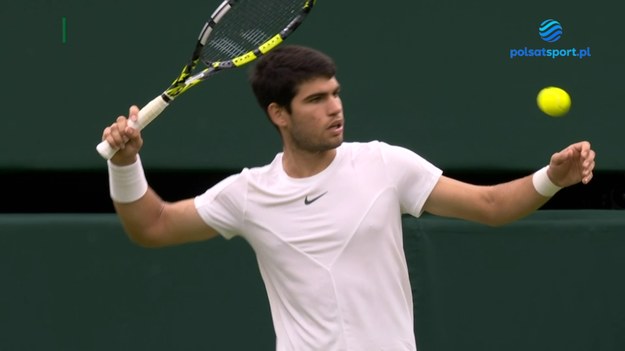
97, 0, 316, 160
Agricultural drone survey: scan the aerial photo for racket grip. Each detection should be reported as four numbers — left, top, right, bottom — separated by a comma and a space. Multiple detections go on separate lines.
96, 95, 170, 160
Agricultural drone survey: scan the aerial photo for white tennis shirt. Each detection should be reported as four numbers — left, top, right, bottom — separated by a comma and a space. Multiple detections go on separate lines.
195, 141, 442, 351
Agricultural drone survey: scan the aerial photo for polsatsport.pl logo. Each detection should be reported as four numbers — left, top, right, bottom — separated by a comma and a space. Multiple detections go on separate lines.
509, 19, 592, 60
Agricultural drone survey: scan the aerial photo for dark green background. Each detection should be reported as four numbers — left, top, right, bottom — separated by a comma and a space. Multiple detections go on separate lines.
1, 1, 624, 350
1, 0, 623, 171
1, 212, 624, 350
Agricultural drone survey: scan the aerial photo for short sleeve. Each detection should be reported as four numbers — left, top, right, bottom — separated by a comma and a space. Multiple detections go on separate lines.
194, 172, 247, 239
379, 142, 442, 217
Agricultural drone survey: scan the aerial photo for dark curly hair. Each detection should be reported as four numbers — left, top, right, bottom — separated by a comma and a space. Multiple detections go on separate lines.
249, 45, 337, 116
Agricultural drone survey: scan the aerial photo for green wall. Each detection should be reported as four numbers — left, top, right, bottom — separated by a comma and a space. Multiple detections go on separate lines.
1, 0, 623, 171
1, 212, 624, 350
1, 2, 623, 349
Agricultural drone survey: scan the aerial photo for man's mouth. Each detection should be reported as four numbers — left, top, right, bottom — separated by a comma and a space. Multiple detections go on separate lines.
329, 120, 343, 131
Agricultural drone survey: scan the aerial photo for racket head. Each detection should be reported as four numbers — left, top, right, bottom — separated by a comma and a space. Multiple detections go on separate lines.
165, 0, 316, 98
199, 0, 316, 65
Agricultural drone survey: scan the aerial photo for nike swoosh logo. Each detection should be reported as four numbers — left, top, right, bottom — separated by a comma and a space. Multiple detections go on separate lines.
304, 191, 328, 205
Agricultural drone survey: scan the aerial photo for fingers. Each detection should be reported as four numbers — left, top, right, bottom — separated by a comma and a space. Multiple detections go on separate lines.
573, 141, 595, 184
102, 106, 141, 145
102, 116, 127, 148
548, 140, 596, 186
581, 148, 596, 184
101, 106, 143, 164
572, 141, 592, 160
128, 105, 140, 126
582, 170, 594, 184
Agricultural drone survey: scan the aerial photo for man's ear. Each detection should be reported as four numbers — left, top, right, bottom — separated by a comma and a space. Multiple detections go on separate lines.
267, 102, 288, 127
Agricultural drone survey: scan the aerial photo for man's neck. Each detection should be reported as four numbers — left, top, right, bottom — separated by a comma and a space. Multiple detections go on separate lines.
281, 148, 337, 178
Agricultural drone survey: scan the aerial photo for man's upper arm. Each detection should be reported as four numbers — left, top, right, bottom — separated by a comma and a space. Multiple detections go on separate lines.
152, 198, 220, 247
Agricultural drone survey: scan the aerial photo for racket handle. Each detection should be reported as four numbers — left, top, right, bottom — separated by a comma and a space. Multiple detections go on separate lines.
96, 95, 170, 160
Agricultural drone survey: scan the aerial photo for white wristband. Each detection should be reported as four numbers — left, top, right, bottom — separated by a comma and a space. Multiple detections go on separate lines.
532, 166, 562, 197
107, 155, 148, 203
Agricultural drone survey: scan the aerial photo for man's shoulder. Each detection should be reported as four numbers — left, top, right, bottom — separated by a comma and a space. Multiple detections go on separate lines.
340, 140, 398, 156
340, 140, 383, 151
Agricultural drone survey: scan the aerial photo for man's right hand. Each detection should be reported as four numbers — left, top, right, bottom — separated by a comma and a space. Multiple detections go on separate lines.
101, 105, 143, 166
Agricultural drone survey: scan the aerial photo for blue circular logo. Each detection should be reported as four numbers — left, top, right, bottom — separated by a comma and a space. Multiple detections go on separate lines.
539, 19, 563, 42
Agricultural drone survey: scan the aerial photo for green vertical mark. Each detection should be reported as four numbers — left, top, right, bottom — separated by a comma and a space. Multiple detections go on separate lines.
62, 17, 67, 44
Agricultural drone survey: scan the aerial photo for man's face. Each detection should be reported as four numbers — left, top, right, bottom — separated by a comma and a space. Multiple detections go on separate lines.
283, 76, 344, 153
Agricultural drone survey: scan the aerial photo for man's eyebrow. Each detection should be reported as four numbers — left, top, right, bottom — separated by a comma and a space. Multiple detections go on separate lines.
303, 91, 328, 101
303, 85, 341, 101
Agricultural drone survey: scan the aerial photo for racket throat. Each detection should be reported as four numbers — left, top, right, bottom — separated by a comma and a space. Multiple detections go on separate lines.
160, 93, 173, 103
183, 64, 226, 86
184, 74, 205, 86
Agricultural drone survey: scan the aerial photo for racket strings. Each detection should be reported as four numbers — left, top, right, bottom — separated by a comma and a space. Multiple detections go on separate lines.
200, 0, 306, 63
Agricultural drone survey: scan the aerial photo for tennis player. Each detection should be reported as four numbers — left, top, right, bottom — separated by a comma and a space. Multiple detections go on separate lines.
101, 45, 595, 350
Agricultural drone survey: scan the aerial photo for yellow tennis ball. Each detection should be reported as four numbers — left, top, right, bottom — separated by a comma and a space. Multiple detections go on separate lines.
537, 86, 571, 117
